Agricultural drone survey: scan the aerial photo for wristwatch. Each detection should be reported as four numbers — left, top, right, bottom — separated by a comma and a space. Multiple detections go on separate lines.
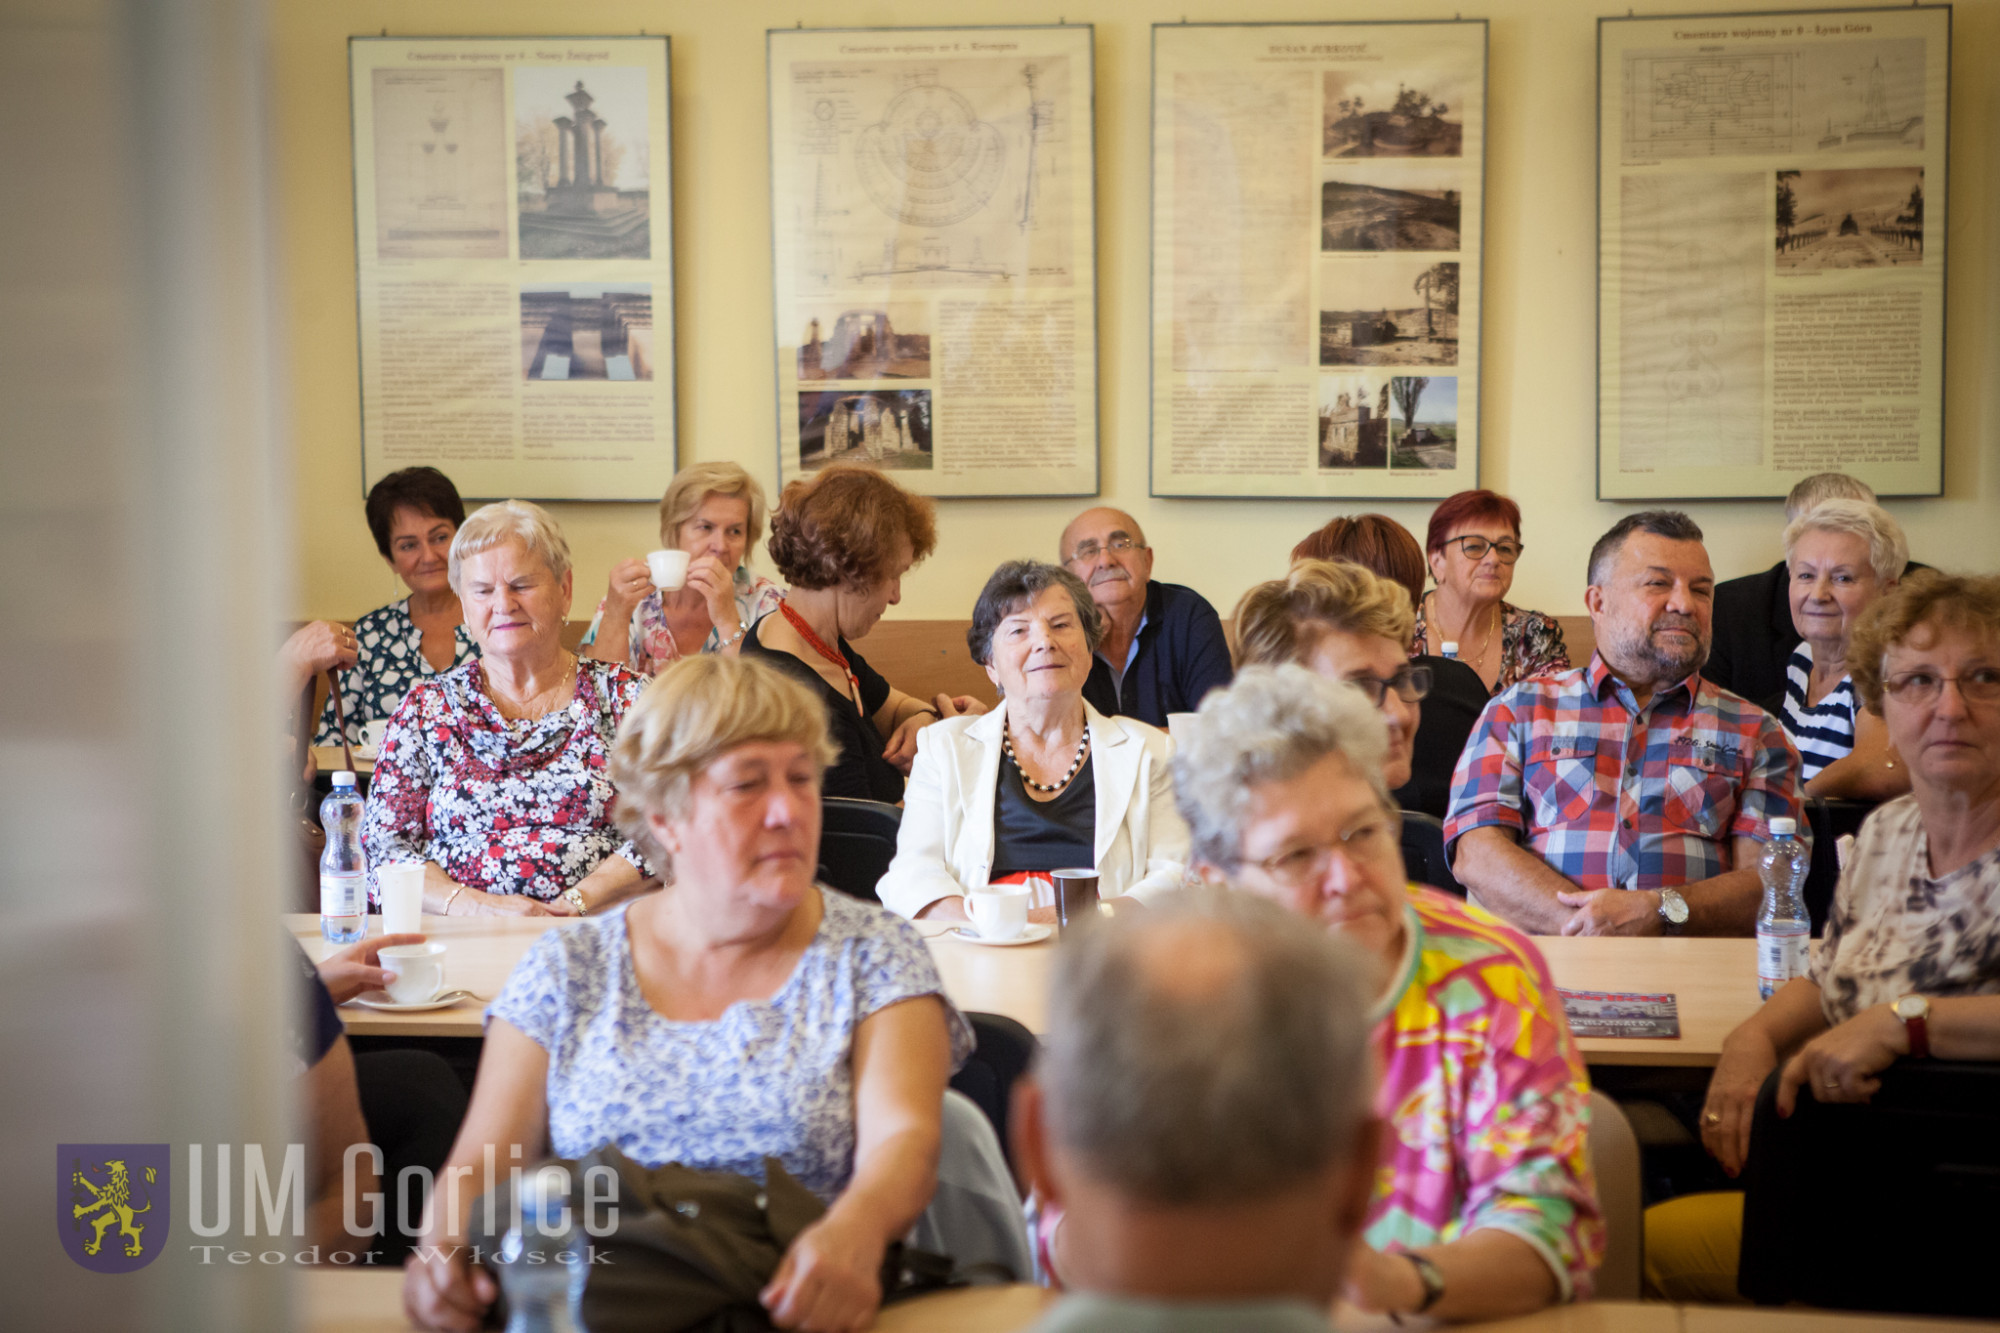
1656, 887, 1690, 935
1407, 1252, 1447, 1314
562, 886, 590, 916
1892, 994, 1931, 1058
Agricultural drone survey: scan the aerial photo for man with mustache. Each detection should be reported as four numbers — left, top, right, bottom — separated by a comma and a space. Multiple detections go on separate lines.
1443, 512, 1807, 936
1060, 507, 1233, 729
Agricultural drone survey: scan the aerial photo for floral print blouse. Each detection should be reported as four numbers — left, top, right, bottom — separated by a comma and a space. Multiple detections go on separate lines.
580, 569, 785, 677
360, 657, 649, 904
487, 889, 973, 1202
1411, 599, 1570, 693
1368, 888, 1603, 1301
314, 599, 480, 746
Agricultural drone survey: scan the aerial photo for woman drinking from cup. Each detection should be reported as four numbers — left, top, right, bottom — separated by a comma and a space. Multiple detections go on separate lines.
877, 560, 1190, 926
362, 501, 651, 918
1411, 489, 1568, 694
317, 466, 480, 747
581, 461, 785, 675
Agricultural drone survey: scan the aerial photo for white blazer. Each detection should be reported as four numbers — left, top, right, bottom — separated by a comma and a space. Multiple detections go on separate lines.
877, 699, 1191, 920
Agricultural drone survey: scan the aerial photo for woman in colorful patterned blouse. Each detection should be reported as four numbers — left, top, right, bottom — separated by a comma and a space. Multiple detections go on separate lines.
405, 654, 993, 1333
316, 466, 480, 746
1174, 664, 1602, 1322
1411, 489, 1569, 694
362, 500, 651, 918
580, 461, 785, 675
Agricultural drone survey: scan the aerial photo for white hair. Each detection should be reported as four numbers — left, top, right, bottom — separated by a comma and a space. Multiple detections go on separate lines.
1784, 472, 1876, 524
448, 500, 573, 593
1782, 499, 1908, 586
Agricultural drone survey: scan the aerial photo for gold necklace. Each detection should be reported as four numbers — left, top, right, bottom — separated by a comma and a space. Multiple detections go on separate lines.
487, 653, 577, 720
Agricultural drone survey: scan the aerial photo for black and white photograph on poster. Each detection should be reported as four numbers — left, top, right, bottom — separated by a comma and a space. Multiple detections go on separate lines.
521, 284, 655, 381
1775, 167, 1923, 273
1323, 69, 1469, 158
371, 68, 509, 259
515, 66, 653, 260
1320, 258, 1459, 367
1321, 176, 1462, 252
1317, 376, 1391, 470
1389, 376, 1457, 469
797, 305, 932, 381
799, 390, 934, 471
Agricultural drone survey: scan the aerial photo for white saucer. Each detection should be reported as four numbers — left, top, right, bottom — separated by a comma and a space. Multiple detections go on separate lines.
950, 923, 1054, 947
347, 990, 469, 1013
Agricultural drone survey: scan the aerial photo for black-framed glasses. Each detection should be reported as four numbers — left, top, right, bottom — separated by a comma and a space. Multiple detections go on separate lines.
1246, 810, 1403, 888
1883, 668, 2000, 706
1067, 536, 1146, 563
1344, 664, 1432, 707
1443, 535, 1524, 563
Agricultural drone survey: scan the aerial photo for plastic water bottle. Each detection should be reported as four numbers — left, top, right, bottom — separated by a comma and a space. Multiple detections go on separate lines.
319, 773, 366, 944
499, 1166, 586, 1333
1756, 816, 1810, 1000
1440, 640, 1460, 660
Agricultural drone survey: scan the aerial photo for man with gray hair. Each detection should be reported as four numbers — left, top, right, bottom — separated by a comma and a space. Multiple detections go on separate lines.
1013, 890, 1380, 1331
1447, 511, 1806, 937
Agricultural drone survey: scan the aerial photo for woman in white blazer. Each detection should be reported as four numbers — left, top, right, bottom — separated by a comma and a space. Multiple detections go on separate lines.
878, 561, 1190, 923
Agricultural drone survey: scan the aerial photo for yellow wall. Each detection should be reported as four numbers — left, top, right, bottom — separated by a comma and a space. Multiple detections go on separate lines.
276, 0, 2000, 623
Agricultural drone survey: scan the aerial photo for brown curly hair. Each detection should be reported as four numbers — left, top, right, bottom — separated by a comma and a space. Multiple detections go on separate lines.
766, 466, 938, 591
1847, 569, 2000, 713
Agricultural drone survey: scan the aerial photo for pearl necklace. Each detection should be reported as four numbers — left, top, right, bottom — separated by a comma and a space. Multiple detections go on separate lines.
1004, 725, 1091, 794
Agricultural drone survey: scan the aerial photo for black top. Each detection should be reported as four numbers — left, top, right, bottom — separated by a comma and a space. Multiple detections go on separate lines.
290, 938, 343, 1070
1392, 654, 1487, 821
1081, 580, 1235, 729
742, 617, 902, 803
990, 753, 1096, 876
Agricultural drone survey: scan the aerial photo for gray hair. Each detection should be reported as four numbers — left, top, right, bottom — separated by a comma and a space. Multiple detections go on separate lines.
449, 499, 573, 593
1586, 510, 1704, 587
1041, 888, 1372, 1204
1782, 499, 1908, 586
1172, 665, 1391, 870
1785, 472, 1876, 524
966, 560, 1103, 665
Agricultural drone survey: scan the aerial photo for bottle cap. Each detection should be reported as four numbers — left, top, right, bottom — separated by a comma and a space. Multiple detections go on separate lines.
1768, 816, 1796, 836
332, 771, 357, 787
1441, 641, 1459, 657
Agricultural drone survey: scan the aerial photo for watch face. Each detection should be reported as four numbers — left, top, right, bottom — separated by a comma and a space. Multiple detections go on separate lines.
1895, 995, 1928, 1020
1661, 889, 1690, 924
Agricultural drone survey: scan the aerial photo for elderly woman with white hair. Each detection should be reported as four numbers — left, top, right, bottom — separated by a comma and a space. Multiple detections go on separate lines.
1172, 665, 1602, 1322
1779, 498, 1909, 800
362, 500, 651, 918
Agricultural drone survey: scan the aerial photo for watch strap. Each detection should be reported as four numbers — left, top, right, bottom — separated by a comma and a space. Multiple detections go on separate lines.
1407, 1252, 1446, 1314
1897, 996, 1931, 1058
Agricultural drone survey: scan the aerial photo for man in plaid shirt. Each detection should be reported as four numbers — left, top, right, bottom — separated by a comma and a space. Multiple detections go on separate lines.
1444, 512, 1805, 937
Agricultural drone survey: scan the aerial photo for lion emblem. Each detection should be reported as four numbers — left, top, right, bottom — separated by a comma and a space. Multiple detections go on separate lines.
71, 1158, 153, 1258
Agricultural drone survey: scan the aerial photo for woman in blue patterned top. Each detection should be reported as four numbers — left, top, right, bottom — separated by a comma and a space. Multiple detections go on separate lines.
316, 467, 480, 746
404, 654, 975, 1333
1779, 499, 1909, 801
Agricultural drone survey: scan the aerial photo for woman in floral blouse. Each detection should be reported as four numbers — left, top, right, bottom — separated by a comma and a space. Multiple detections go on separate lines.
580, 461, 785, 676
1411, 489, 1570, 694
1174, 665, 1602, 1322
363, 500, 651, 919
316, 467, 481, 747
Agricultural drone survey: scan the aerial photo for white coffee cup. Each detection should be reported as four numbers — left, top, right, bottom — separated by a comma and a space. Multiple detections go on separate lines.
379, 942, 447, 1004
966, 887, 1031, 941
1165, 712, 1197, 747
359, 718, 389, 752
646, 548, 691, 590
377, 862, 425, 935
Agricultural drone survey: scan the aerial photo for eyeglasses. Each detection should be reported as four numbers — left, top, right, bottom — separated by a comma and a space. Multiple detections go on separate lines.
1343, 664, 1432, 707
1443, 535, 1524, 563
1245, 811, 1402, 889
1882, 668, 2000, 706
1067, 536, 1146, 563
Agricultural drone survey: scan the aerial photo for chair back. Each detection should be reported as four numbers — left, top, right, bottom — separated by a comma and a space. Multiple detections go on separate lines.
816, 797, 902, 902
949, 1012, 1039, 1175
1585, 1091, 1642, 1300
1800, 796, 1876, 934
1399, 810, 1465, 897
1739, 1060, 2000, 1316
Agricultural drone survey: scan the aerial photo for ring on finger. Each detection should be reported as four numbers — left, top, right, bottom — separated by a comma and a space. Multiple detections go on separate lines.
1701, 1110, 1721, 1125
1823, 1077, 1840, 1088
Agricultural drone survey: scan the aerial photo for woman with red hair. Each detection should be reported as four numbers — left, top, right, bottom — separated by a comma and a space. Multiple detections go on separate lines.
1413, 490, 1569, 693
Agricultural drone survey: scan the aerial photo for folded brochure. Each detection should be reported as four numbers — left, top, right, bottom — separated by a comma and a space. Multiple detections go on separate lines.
1559, 989, 1680, 1039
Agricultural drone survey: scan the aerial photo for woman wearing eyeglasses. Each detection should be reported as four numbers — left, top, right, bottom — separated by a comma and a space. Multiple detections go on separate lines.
1646, 570, 2000, 1301
1413, 490, 1569, 693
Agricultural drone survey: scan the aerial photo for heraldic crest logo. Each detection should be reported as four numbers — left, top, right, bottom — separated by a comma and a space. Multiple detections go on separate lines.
59, 1144, 171, 1272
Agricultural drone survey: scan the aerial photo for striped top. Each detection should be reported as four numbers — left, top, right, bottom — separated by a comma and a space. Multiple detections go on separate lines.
1780, 647, 1856, 782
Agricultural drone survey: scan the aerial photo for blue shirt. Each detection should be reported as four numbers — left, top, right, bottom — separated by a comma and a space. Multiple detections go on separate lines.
1082, 580, 1234, 729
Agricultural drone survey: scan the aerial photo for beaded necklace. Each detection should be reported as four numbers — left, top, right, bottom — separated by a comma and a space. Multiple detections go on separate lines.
1003, 724, 1092, 795
779, 599, 860, 702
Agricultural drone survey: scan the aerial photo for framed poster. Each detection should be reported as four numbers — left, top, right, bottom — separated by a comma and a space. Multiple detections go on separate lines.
349, 36, 675, 500
768, 25, 1098, 498
1150, 20, 1486, 499
1597, 6, 1948, 499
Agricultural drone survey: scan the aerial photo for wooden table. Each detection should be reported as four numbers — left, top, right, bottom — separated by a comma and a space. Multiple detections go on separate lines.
313, 745, 375, 776
287, 915, 1764, 1067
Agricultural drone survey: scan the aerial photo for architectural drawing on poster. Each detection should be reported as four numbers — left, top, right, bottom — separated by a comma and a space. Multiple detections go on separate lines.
370, 69, 508, 259
1622, 52, 1797, 159
1801, 39, 1924, 151
788, 56, 1074, 292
